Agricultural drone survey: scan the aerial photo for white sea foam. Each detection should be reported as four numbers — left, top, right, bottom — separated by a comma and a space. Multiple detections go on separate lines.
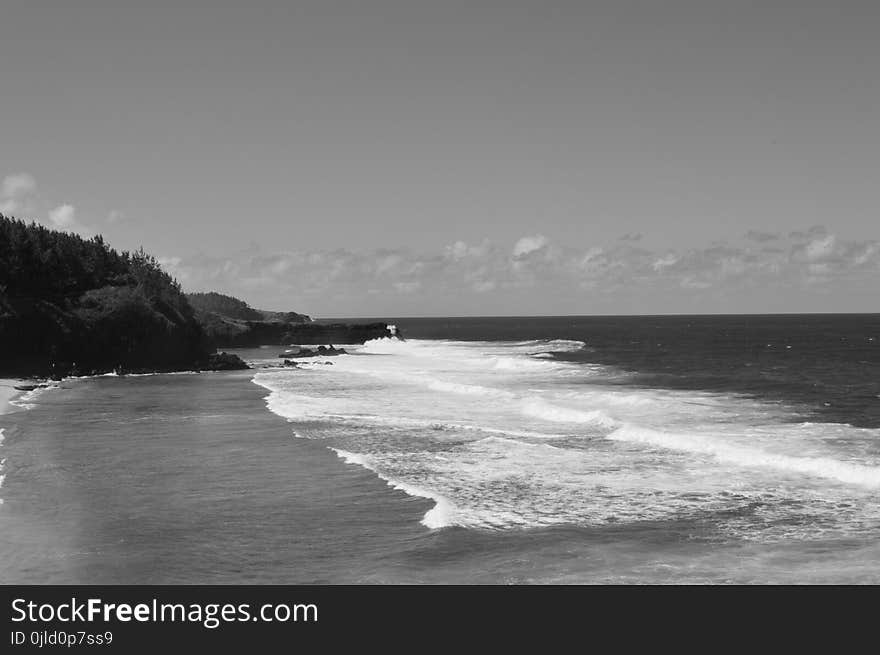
504, 339, 586, 352
521, 398, 619, 429
542, 339, 586, 350
426, 379, 515, 398
334, 413, 565, 440
489, 356, 563, 372
253, 336, 880, 535
254, 375, 567, 440
331, 448, 455, 528
9, 384, 59, 410
608, 425, 880, 488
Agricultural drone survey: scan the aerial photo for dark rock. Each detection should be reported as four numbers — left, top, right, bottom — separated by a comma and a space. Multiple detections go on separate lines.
278, 344, 348, 358
202, 314, 397, 348
201, 352, 250, 371
13, 383, 45, 391
279, 347, 315, 358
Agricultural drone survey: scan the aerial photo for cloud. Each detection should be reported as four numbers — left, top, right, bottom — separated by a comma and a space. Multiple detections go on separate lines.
157, 256, 182, 268
680, 277, 713, 289
744, 230, 779, 243
375, 253, 403, 275
652, 254, 679, 272
789, 225, 827, 240
1, 171, 111, 240
803, 234, 837, 262
2, 173, 36, 198
1, 173, 93, 235
158, 226, 880, 315
851, 243, 880, 267
107, 210, 126, 223
444, 239, 490, 261
48, 204, 78, 229
512, 234, 549, 258
0, 173, 37, 214
48, 203, 93, 235
393, 281, 421, 294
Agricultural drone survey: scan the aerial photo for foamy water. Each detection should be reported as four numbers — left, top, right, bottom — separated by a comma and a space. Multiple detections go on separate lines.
252, 337, 880, 541
2, 320, 878, 584
0, 428, 6, 504
7, 383, 60, 411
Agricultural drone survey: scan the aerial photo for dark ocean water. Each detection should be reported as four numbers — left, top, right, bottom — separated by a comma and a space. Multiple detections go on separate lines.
2, 314, 879, 583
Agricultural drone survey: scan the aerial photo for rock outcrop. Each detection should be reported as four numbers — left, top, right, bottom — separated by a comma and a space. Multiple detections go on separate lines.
196, 310, 395, 347
278, 345, 347, 358
200, 352, 250, 370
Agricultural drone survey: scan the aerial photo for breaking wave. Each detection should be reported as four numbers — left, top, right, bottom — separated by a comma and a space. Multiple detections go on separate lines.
331, 448, 454, 529
253, 338, 880, 536
608, 424, 880, 488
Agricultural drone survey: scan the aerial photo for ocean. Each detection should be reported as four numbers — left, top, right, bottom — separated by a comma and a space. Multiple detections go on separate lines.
1, 314, 879, 583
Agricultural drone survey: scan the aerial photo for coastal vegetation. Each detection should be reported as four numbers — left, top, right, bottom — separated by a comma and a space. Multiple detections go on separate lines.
0, 214, 216, 376
0, 215, 393, 377
186, 291, 268, 321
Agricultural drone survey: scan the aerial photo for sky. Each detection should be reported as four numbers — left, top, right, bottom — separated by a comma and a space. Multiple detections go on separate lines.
1, 1, 878, 316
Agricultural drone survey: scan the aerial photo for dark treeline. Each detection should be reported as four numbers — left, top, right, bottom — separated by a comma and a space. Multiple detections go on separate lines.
186, 291, 264, 321
0, 214, 213, 376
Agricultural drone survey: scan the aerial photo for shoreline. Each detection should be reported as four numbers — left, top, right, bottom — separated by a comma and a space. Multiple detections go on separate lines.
0, 367, 434, 583
0, 378, 25, 415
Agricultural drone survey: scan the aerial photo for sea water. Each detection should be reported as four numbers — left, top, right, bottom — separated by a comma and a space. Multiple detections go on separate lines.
1, 315, 879, 583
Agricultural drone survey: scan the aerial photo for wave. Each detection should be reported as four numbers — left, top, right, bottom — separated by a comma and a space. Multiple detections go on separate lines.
358, 338, 584, 370
364, 416, 567, 440
257, 391, 568, 442
253, 333, 880, 538
359, 337, 424, 355
473, 435, 567, 453
521, 398, 619, 429
331, 448, 454, 529
557, 388, 659, 408
540, 339, 586, 350
8, 383, 61, 410
426, 379, 514, 398
608, 424, 880, 488
504, 338, 586, 351
489, 356, 566, 372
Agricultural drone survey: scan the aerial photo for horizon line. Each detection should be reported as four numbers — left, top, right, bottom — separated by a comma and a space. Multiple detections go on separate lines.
314, 311, 880, 320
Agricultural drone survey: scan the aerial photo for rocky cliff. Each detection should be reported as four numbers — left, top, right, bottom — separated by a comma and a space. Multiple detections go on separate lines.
195, 310, 393, 347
